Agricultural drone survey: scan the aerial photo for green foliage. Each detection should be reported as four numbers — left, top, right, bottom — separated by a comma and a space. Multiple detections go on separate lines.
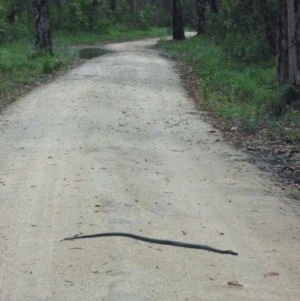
61, 0, 113, 32
0, 0, 168, 103
0, 3, 7, 29
136, 5, 156, 30
0, 27, 167, 106
205, 0, 277, 63
0, 0, 172, 42
159, 34, 300, 140
0, 1, 35, 43
110, 2, 161, 30
40, 52, 64, 73
181, 0, 197, 29
51, 28, 166, 46
110, 0, 132, 25
279, 84, 299, 105
0, 41, 71, 84
158, 36, 279, 132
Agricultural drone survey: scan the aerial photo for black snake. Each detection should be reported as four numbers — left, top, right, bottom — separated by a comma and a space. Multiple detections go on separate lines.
63, 232, 238, 256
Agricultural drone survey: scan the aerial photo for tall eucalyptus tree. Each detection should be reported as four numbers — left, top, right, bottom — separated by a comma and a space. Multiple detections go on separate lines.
109, 0, 117, 11
196, 0, 206, 35
173, 0, 185, 40
33, 0, 53, 55
277, 0, 300, 95
209, 0, 219, 14
55, 0, 62, 30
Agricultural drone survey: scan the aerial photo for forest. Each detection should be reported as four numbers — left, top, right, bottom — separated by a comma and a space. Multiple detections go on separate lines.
0, 1, 299, 150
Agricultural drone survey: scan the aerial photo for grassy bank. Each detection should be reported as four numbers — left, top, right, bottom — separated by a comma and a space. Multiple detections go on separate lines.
158, 36, 300, 144
0, 28, 167, 106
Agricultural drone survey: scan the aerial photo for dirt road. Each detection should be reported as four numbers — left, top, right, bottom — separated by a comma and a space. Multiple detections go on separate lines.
1, 38, 299, 301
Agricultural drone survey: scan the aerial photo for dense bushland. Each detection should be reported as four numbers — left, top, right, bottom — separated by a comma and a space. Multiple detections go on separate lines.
159, 0, 300, 144
159, 37, 300, 141
0, 0, 168, 105
0, 0, 299, 144
204, 1, 277, 62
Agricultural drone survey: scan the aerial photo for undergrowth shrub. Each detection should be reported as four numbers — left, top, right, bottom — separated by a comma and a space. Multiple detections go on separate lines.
63, 1, 113, 33
158, 36, 279, 133
204, 0, 277, 63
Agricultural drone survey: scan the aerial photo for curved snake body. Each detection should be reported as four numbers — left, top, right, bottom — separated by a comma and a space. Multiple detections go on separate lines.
63, 232, 238, 256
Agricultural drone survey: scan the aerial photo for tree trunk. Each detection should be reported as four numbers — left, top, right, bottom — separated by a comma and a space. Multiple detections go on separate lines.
258, 0, 276, 55
163, 0, 172, 14
7, 11, 15, 24
173, 0, 185, 40
109, 0, 117, 11
90, 0, 98, 27
277, 0, 289, 88
128, 0, 137, 27
296, 0, 300, 88
277, 0, 300, 106
33, 0, 53, 56
277, 0, 300, 89
56, 0, 62, 30
133, 0, 137, 27
209, 0, 219, 14
17, 0, 26, 18
196, 0, 206, 35
92, 0, 98, 8
286, 0, 299, 86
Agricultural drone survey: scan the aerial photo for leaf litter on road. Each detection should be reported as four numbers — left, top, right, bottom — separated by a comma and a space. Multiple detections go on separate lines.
263, 272, 279, 277
228, 281, 243, 287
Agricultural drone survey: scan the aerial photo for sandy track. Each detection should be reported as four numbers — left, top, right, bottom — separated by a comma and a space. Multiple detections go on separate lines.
0, 38, 299, 301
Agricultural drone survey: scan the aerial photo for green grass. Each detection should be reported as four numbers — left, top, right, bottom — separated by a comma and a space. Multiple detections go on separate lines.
0, 27, 167, 105
0, 40, 74, 105
158, 36, 300, 143
0, 42, 71, 79
52, 27, 166, 45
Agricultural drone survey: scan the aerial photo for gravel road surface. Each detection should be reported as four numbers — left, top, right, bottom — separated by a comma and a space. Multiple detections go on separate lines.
1, 38, 299, 301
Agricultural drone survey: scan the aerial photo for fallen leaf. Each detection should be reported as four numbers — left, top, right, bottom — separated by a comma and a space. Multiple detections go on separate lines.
95, 205, 100, 207
182, 231, 187, 235
73, 233, 83, 238
263, 272, 279, 277
217, 232, 224, 235
228, 281, 243, 287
